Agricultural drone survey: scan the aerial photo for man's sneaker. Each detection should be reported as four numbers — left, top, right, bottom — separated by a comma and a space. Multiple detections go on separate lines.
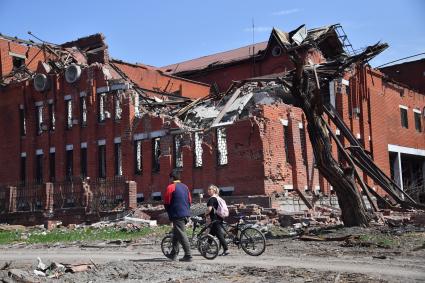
179, 255, 192, 262
219, 250, 230, 256
167, 250, 177, 261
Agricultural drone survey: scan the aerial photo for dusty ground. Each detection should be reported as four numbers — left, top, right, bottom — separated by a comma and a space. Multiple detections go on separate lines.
0, 226, 424, 282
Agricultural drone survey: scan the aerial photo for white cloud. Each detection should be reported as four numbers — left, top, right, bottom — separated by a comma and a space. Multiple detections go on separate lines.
244, 26, 272, 33
272, 9, 300, 16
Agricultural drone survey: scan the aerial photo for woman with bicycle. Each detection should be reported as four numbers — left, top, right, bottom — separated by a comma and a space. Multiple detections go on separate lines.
204, 184, 229, 256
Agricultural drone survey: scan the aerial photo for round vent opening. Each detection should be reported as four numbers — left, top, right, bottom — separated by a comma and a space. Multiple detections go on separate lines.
33, 73, 50, 92
65, 64, 82, 84
272, 46, 282, 57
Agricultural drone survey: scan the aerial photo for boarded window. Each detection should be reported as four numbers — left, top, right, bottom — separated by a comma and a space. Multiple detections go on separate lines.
49, 152, 55, 181
400, 108, 408, 128
283, 126, 291, 164
217, 127, 228, 166
48, 103, 55, 131
80, 96, 87, 126
134, 140, 142, 175
19, 107, 26, 136
66, 100, 73, 129
98, 145, 106, 178
80, 148, 87, 178
115, 143, 122, 176
174, 134, 183, 168
414, 112, 422, 132
66, 149, 73, 180
194, 132, 203, 168
152, 138, 161, 173
36, 105, 43, 135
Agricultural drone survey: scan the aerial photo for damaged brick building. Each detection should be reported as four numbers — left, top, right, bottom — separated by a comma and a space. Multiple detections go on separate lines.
0, 24, 424, 224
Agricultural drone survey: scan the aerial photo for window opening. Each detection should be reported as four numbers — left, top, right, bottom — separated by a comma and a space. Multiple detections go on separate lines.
19, 107, 26, 136
115, 142, 122, 176
174, 134, 183, 168
98, 93, 106, 122
414, 111, 422, 132
98, 145, 106, 178
152, 138, 161, 173
36, 105, 43, 135
217, 127, 228, 165
20, 156, 26, 183
134, 140, 142, 175
194, 132, 203, 167
49, 152, 55, 181
400, 108, 408, 128
300, 127, 307, 165
66, 149, 73, 180
35, 154, 43, 184
80, 96, 87, 126
80, 148, 87, 178
115, 93, 122, 120
66, 100, 73, 129
48, 103, 55, 131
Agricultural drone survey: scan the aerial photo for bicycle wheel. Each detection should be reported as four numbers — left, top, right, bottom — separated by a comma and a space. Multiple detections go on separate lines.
239, 227, 266, 256
161, 235, 179, 258
197, 234, 219, 260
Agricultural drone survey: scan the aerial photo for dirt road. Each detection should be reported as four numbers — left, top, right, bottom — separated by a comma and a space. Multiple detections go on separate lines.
1, 236, 424, 282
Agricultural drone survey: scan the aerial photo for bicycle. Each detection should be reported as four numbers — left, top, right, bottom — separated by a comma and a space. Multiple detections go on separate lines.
217, 215, 266, 256
161, 216, 220, 260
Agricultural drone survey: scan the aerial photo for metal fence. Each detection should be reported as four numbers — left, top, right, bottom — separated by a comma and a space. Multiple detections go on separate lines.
0, 176, 128, 214
91, 176, 126, 212
53, 177, 84, 209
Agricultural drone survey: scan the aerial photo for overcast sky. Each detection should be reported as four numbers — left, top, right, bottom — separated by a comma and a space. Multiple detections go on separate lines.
1, 0, 424, 67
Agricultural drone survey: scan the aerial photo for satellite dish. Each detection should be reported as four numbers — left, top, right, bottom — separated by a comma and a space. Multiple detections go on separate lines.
34, 73, 50, 92
65, 64, 82, 83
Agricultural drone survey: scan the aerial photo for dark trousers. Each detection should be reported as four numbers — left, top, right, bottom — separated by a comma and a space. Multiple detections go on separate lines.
172, 217, 191, 256
211, 221, 228, 251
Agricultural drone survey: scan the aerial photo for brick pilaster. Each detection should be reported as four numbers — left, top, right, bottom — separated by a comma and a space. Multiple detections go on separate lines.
125, 180, 137, 209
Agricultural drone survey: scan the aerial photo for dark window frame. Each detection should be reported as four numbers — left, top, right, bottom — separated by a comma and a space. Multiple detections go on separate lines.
35, 154, 43, 184
283, 125, 291, 164
400, 107, 408, 129
98, 145, 106, 178
414, 111, 422, 132
65, 149, 73, 180
80, 148, 87, 178
49, 152, 55, 182
114, 142, 122, 176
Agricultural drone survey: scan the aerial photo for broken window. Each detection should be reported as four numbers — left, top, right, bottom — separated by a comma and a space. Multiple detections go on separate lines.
400, 107, 408, 128
35, 153, 43, 184
152, 138, 161, 173
174, 134, 183, 168
80, 148, 87, 178
19, 107, 26, 136
66, 149, 73, 180
98, 93, 106, 122
98, 144, 106, 178
48, 103, 55, 131
217, 127, 228, 166
115, 92, 122, 120
134, 93, 140, 117
414, 111, 422, 132
66, 99, 73, 129
194, 132, 203, 168
114, 142, 122, 176
12, 56, 25, 69
134, 140, 142, 175
20, 156, 26, 183
300, 127, 307, 165
80, 96, 87, 127
283, 126, 291, 164
36, 105, 43, 135
49, 152, 55, 182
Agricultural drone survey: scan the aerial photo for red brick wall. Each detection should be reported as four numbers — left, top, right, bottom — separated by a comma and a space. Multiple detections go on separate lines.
380, 59, 425, 94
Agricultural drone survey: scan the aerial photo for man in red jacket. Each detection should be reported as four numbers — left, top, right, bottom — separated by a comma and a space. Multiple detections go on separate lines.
163, 169, 192, 262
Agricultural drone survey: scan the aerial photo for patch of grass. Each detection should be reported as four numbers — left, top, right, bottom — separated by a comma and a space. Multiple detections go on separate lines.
0, 225, 171, 245
359, 234, 398, 248
0, 231, 21, 245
